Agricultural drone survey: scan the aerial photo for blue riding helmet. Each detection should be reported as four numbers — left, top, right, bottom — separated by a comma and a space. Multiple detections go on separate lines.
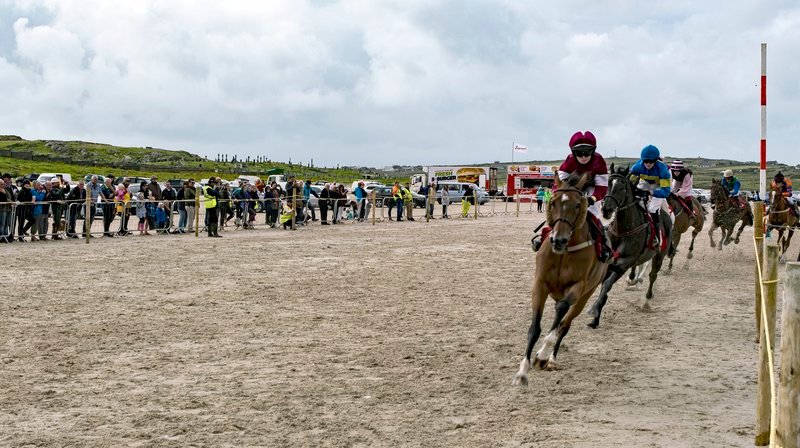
640, 145, 660, 161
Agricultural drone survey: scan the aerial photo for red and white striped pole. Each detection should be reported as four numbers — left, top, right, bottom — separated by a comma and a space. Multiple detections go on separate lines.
760, 43, 767, 200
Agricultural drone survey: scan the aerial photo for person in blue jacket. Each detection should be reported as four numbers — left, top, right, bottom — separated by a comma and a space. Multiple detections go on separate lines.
721, 169, 740, 197
629, 145, 672, 246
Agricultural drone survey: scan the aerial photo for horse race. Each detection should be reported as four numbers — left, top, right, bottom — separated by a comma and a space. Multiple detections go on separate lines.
2, 2, 800, 447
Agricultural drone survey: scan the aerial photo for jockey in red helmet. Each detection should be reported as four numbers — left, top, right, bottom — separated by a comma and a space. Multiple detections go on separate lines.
533, 131, 612, 262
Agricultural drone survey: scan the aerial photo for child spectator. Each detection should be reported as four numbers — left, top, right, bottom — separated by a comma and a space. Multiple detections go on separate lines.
136, 191, 150, 235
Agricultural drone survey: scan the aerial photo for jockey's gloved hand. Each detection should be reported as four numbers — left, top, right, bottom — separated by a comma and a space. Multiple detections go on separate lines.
587, 196, 596, 206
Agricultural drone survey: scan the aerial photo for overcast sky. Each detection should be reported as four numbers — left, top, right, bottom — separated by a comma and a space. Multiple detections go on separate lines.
1, 0, 799, 167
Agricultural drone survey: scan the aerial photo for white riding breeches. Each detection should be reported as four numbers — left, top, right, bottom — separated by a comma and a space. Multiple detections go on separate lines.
647, 197, 667, 214
588, 202, 601, 220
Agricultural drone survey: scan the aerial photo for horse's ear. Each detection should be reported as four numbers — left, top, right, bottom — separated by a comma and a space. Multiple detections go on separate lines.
624, 163, 630, 175
553, 170, 562, 189
610, 162, 615, 173
712, 178, 719, 184
575, 172, 591, 191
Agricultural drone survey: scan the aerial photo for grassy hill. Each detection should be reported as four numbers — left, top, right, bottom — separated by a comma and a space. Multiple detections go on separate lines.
2, 135, 796, 191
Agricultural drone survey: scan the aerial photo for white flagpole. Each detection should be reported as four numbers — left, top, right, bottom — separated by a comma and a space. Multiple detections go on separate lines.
511, 142, 514, 164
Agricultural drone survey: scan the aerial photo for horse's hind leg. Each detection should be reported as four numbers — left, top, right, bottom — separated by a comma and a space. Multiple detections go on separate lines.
645, 254, 666, 305
688, 227, 700, 260
627, 266, 637, 286
733, 220, 747, 244
781, 229, 793, 263
513, 284, 548, 386
668, 232, 682, 272
588, 268, 624, 329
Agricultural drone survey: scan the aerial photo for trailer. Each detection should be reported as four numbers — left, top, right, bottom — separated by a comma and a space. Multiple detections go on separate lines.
410, 166, 496, 193
504, 165, 556, 201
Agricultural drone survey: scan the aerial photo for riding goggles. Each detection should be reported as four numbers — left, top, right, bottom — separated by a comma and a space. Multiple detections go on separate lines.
571, 148, 594, 158
643, 159, 657, 164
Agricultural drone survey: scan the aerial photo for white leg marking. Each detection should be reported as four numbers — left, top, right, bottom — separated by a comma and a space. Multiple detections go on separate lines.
536, 330, 558, 361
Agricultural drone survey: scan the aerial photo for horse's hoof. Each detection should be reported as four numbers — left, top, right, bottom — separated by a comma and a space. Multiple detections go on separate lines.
544, 360, 558, 371
665, 268, 672, 276
586, 307, 599, 318
687, 252, 694, 260
626, 278, 637, 286
640, 301, 652, 312
587, 319, 599, 329
512, 374, 529, 386
533, 358, 548, 370
734, 239, 740, 245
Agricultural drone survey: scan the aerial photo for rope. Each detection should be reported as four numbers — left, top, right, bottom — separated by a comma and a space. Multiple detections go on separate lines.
752, 235, 778, 447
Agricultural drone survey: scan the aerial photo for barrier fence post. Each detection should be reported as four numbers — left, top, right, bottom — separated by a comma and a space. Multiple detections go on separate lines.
474, 190, 478, 220
291, 188, 297, 231
755, 242, 779, 446
515, 194, 520, 218
754, 202, 765, 341
195, 187, 200, 238
777, 262, 800, 448
371, 191, 376, 226
84, 192, 91, 244
427, 187, 433, 222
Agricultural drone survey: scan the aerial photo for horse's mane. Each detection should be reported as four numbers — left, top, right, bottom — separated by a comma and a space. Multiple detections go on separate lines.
562, 172, 595, 190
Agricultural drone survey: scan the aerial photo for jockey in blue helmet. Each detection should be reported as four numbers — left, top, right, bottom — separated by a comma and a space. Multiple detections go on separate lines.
629, 145, 672, 246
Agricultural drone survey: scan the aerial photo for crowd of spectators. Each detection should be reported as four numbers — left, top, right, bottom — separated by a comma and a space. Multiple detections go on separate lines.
0, 173, 476, 242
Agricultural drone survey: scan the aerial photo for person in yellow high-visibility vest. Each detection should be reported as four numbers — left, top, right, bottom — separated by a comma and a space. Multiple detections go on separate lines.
402, 183, 414, 221
203, 178, 222, 237
392, 182, 404, 221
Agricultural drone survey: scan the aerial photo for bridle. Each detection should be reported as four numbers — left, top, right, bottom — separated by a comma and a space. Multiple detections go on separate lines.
604, 174, 637, 212
548, 186, 584, 231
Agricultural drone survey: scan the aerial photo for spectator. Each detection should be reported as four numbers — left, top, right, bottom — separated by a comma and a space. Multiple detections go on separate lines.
146, 176, 161, 229
87, 175, 102, 232
1, 173, 16, 241
403, 183, 414, 221
0, 182, 11, 243
544, 186, 552, 207
135, 190, 150, 235
423, 182, 436, 219
162, 181, 177, 227
536, 187, 545, 212
56, 174, 70, 195
354, 181, 367, 222
266, 182, 280, 227
115, 181, 131, 235
47, 179, 65, 240
320, 183, 331, 225
393, 182, 404, 222
175, 181, 187, 233
232, 182, 249, 228
302, 180, 319, 222
247, 184, 260, 229
155, 202, 169, 233
100, 178, 116, 237
218, 182, 234, 230
441, 184, 450, 219
203, 178, 222, 237
66, 180, 86, 238
184, 179, 197, 233
30, 181, 48, 241
16, 179, 34, 242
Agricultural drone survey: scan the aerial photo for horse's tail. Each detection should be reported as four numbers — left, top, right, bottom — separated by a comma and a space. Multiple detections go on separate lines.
744, 208, 754, 226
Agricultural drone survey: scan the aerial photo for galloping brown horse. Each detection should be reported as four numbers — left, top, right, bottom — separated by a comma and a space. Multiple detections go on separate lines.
767, 185, 797, 260
514, 172, 608, 385
708, 179, 753, 249
666, 193, 705, 271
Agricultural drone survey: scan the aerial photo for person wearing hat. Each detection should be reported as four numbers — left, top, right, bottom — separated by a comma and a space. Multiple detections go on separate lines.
203, 177, 222, 237
146, 176, 162, 230
533, 130, 612, 262
669, 160, 697, 218
0, 173, 16, 242
629, 145, 672, 247
771, 171, 797, 215
65, 180, 86, 238
100, 177, 116, 237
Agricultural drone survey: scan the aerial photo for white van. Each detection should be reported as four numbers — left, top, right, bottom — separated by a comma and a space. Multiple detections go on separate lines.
37, 173, 73, 186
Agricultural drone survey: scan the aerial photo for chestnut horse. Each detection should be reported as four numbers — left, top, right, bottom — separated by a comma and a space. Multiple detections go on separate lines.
666, 193, 705, 271
513, 172, 608, 385
708, 179, 753, 249
767, 185, 797, 261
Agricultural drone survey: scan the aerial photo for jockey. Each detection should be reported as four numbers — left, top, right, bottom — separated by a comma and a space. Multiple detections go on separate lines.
629, 145, 671, 246
555, 130, 612, 262
670, 160, 695, 217
721, 169, 744, 209
771, 171, 797, 214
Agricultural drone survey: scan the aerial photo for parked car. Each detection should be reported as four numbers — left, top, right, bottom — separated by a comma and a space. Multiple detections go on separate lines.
692, 188, 710, 204
435, 182, 490, 205
37, 173, 73, 186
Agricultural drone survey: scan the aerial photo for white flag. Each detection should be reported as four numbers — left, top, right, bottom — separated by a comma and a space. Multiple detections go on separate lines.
513, 143, 528, 153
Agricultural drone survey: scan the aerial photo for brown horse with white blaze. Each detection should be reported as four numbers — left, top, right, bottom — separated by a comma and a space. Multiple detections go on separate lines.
513, 172, 608, 385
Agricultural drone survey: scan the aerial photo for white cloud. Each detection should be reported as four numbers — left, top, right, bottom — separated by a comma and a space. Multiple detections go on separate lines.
0, 0, 798, 167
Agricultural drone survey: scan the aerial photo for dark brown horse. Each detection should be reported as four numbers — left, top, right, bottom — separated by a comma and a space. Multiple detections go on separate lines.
586, 164, 672, 329
708, 179, 753, 249
666, 193, 705, 271
514, 172, 608, 385
767, 185, 797, 261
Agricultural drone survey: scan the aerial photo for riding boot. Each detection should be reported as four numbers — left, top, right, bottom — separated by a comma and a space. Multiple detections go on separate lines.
651, 212, 661, 248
